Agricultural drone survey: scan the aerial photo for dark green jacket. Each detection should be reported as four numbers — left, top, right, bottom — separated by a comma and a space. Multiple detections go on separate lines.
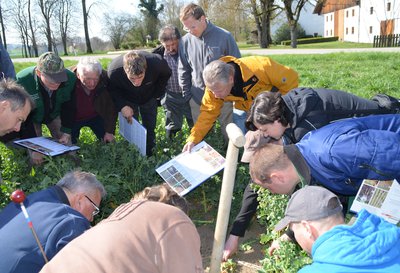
16, 66, 76, 134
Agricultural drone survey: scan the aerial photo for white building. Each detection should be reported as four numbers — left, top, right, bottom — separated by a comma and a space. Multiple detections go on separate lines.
314, 0, 400, 43
271, 1, 324, 37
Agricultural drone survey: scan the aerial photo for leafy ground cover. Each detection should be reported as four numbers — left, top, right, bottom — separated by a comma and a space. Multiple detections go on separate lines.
1, 52, 400, 272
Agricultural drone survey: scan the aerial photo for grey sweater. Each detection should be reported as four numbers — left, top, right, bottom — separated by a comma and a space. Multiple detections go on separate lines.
178, 21, 241, 104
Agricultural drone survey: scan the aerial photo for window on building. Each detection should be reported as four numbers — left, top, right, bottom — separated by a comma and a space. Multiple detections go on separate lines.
326, 16, 328, 22
369, 26, 373, 33
387, 2, 391, 11
346, 10, 349, 17
330, 29, 333, 36
346, 28, 348, 35
351, 27, 354, 34
330, 14, 333, 21
352, 9, 355, 16
326, 30, 328, 36
370, 7, 373, 14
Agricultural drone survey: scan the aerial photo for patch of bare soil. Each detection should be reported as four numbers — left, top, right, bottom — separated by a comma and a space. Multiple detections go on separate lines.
197, 221, 265, 273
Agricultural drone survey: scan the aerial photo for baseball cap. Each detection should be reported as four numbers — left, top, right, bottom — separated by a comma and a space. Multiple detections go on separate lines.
37, 52, 67, 83
241, 130, 271, 163
274, 186, 343, 231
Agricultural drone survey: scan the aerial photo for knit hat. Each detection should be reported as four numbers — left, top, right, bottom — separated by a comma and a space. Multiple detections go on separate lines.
274, 186, 343, 231
241, 130, 271, 163
37, 52, 67, 83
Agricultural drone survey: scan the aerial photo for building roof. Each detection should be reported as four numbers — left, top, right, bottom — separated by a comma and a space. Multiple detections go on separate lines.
313, 0, 359, 15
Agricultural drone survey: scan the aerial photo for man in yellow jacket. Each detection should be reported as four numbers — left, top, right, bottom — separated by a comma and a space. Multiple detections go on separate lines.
182, 55, 298, 152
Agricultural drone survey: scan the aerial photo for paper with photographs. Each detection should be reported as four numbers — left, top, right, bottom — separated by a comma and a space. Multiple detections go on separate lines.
14, 137, 80, 156
350, 179, 400, 224
118, 112, 147, 156
156, 141, 226, 196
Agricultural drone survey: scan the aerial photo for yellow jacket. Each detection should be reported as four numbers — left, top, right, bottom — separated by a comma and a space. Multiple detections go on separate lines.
187, 55, 299, 144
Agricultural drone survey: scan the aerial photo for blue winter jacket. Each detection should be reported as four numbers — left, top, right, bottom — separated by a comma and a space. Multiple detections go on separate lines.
0, 186, 90, 273
299, 209, 400, 272
296, 114, 400, 195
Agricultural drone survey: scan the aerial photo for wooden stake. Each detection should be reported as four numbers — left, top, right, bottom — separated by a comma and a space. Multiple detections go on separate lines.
210, 123, 245, 273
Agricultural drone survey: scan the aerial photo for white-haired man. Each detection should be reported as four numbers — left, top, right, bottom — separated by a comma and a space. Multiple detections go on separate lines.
70, 57, 117, 143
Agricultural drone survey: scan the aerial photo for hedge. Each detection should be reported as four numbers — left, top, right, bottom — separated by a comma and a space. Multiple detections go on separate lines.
281, 36, 339, 46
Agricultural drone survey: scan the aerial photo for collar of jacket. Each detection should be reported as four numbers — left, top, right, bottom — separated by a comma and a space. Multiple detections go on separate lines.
201, 19, 215, 38
230, 62, 245, 98
283, 144, 311, 186
51, 185, 71, 206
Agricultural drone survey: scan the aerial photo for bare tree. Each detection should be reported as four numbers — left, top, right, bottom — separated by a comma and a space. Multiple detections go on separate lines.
161, 0, 184, 29
38, 0, 58, 51
103, 12, 131, 50
57, 0, 74, 55
27, 0, 39, 56
197, 0, 217, 14
11, 0, 31, 57
81, 0, 93, 53
0, 3, 7, 48
282, 0, 309, 48
250, 0, 277, 48
208, 0, 250, 41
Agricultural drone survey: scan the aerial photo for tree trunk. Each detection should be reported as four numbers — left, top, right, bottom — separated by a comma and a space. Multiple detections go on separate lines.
61, 34, 68, 55
251, 0, 274, 48
290, 23, 297, 48
0, 5, 6, 49
28, 0, 38, 57
81, 0, 93, 53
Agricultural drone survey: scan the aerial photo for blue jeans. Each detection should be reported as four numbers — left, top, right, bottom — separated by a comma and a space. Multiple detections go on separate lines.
233, 108, 247, 135
72, 115, 105, 144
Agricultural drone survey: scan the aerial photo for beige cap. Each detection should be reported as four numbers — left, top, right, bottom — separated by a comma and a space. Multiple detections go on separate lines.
241, 130, 271, 163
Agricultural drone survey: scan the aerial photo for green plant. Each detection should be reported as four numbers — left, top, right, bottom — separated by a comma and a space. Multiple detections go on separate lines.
221, 259, 237, 273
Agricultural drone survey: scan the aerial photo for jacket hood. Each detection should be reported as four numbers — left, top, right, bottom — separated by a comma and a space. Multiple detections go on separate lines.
310, 209, 400, 270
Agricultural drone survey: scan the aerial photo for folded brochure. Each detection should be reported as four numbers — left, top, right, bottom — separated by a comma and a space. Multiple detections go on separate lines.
14, 137, 80, 156
350, 179, 400, 224
156, 141, 225, 196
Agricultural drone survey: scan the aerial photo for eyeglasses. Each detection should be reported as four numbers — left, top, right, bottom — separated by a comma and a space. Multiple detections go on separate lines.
85, 195, 100, 216
182, 18, 202, 32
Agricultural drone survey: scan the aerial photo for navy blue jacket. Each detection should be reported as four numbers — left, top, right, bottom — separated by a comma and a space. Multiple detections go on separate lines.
297, 114, 400, 195
0, 186, 90, 273
283, 87, 391, 143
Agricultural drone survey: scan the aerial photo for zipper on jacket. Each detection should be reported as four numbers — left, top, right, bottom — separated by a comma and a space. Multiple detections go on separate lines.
358, 163, 393, 178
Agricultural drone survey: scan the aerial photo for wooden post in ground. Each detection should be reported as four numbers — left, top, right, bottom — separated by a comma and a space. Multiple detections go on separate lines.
210, 123, 245, 273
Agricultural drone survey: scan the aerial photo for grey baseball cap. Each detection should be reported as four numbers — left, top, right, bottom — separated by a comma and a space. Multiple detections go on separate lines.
37, 52, 67, 83
274, 186, 343, 231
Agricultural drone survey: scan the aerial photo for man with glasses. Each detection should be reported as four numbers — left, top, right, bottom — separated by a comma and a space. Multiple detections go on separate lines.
40, 184, 203, 273
108, 50, 171, 156
69, 57, 117, 144
15, 52, 76, 165
0, 170, 106, 273
178, 3, 241, 143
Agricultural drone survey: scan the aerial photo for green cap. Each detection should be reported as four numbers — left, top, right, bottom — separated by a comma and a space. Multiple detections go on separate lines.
37, 52, 67, 83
